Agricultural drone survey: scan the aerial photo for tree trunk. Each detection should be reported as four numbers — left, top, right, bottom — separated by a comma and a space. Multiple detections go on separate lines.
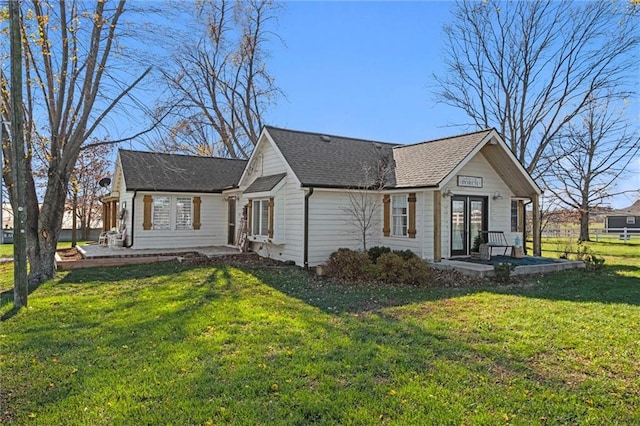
25, 174, 43, 287
72, 191, 77, 248
579, 209, 590, 242
27, 174, 68, 285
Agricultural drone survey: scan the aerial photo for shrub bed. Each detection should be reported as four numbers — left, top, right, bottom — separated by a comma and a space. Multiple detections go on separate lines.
325, 247, 432, 286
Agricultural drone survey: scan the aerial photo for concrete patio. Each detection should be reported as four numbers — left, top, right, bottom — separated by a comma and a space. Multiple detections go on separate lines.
432, 256, 585, 279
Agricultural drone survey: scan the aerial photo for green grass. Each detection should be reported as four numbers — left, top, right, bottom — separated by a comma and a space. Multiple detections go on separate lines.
0, 242, 89, 291
1, 254, 639, 425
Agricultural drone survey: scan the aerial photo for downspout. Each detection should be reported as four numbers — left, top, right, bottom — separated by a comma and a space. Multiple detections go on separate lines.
126, 190, 137, 248
303, 187, 314, 270
523, 198, 532, 255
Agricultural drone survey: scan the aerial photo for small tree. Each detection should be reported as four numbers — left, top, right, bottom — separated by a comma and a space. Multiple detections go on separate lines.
343, 155, 391, 251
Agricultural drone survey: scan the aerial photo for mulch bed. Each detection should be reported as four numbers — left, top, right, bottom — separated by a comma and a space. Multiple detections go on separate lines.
56, 247, 84, 261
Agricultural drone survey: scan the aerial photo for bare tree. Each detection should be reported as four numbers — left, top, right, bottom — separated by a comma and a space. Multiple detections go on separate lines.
1, 1, 153, 285
153, 0, 282, 159
343, 156, 391, 251
433, 0, 639, 180
545, 97, 640, 241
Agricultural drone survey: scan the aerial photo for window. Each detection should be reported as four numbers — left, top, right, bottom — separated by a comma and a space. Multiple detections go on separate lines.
627, 216, 636, 225
152, 196, 170, 230
511, 200, 520, 232
252, 199, 270, 236
143, 195, 200, 231
175, 197, 192, 230
391, 195, 408, 237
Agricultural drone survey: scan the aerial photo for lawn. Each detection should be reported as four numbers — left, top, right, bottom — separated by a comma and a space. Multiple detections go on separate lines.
1, 243, 639, 425
0, 242, 88, 292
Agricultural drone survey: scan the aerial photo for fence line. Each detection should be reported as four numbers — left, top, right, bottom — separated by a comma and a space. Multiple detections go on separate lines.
540, 227, 638, 242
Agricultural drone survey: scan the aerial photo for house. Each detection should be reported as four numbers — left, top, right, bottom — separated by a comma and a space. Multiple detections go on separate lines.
103, 126, 542, 266
605, 199, 640, 234
103, 150, 247, 249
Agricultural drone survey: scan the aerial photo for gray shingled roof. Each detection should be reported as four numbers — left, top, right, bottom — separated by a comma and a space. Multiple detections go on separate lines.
392, 129, 493, 188
265, 126, 494, 189
244, 173, 286, 194
119, 149, 247, 193
265, 126, 397, 188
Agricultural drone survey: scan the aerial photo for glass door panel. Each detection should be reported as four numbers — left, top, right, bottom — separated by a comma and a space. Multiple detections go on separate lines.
469, 199, 484, 244
451, 197, 466, 255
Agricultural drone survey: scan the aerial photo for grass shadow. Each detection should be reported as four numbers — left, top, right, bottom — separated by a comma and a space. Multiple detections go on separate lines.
249, 266, 480, 314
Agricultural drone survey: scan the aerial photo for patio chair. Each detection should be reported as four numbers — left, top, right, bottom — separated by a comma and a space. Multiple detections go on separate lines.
108, 228, 126, 248
98, 231, 109, 246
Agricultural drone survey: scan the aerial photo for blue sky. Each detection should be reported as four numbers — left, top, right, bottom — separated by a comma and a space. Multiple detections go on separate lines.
256, 1, 638, 208
262, 1, 468, 144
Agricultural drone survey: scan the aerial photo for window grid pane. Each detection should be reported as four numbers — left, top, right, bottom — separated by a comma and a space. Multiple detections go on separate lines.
152, 197, 170, 230
252, 199, 269, 236
392, 195, 408, 236
511, 201, 519, 232
176, 197, 192, 230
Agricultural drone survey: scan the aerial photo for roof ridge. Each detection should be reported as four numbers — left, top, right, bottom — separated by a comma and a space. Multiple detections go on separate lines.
264, 125, 398, 147
397, 128, 495, 149
119, 148, 247, 162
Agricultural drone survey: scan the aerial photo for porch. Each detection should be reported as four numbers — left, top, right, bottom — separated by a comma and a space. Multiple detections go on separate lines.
78, 243, 241, 259
433, 255, 585, 279
53, 243, 243, 270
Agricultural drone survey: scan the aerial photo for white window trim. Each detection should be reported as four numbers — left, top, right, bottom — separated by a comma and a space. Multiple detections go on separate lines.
391, 194, 408, 237
252, 199, 270, 238
627, 216, 636, 225
149, 195, 199, 231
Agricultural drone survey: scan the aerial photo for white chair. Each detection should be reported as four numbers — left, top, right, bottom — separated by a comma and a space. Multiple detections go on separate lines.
108, 228, 126, 248
98, 231, 109, 246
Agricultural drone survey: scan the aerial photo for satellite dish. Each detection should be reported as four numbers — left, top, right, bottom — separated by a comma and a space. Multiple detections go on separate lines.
98, 177, 111, 188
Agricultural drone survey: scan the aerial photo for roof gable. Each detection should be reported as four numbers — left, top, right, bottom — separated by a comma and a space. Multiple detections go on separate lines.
392, 129, 494, 188
264, 126, 397, 188
118, 149, 247, 193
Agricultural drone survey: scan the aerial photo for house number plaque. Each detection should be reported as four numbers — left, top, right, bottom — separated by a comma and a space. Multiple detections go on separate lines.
457, 175, 483, 188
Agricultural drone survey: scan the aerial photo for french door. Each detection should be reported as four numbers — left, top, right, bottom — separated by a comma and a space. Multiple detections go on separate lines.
451, 195, 488, 256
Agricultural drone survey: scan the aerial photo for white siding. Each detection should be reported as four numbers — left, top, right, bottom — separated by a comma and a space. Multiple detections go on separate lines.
307, 190, 383, 266
420, 190, 435, 261
132, 192, 227, 250
239, 138, 305, 265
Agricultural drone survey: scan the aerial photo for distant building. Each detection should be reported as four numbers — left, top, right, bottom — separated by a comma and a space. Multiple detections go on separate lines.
605, 199, 640, 234
1, 203, 102, 242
